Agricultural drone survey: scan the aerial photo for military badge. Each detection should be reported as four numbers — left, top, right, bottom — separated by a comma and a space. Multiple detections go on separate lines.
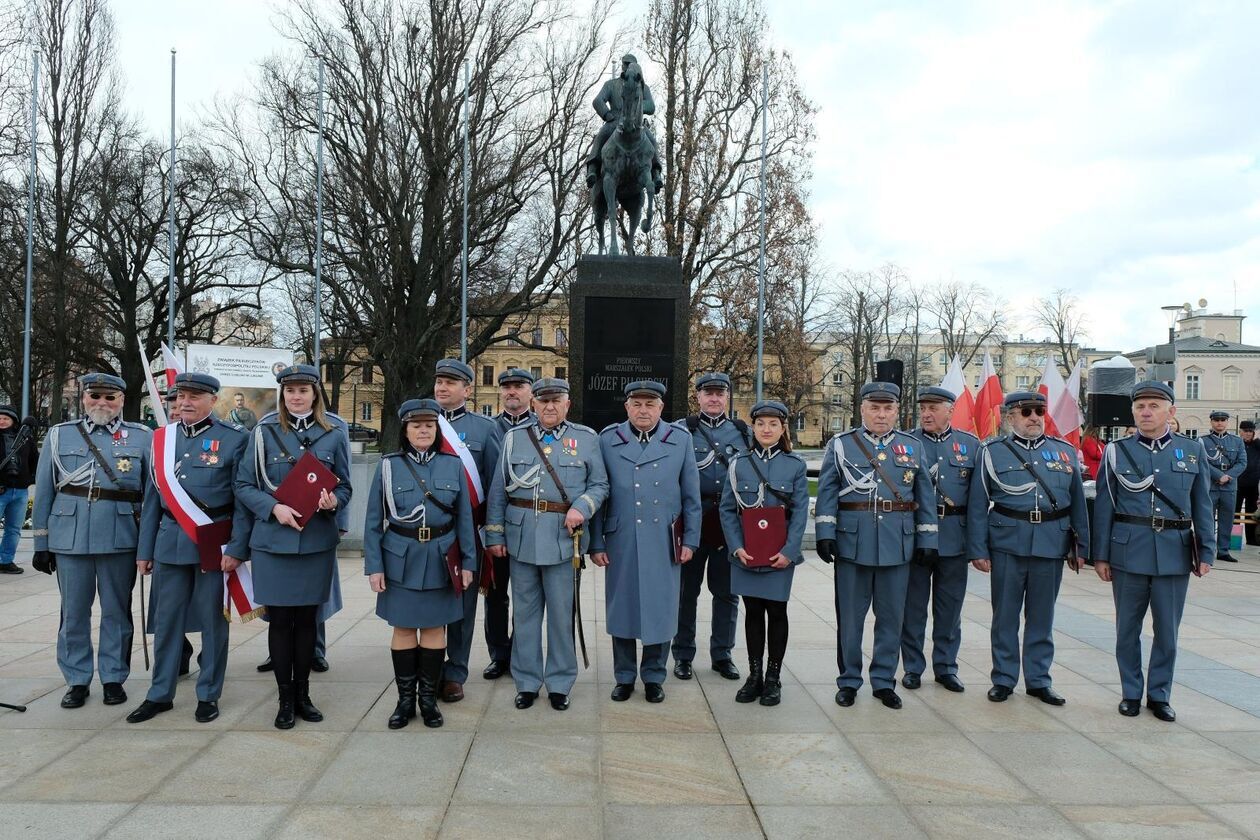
111, 428, 129, 447
201, 439, 220, 464
563, 438, 578, 456
877, 452, 887, 461
116, 457, 132, 473
902, 469, 914, 485
959, 468, 970, 480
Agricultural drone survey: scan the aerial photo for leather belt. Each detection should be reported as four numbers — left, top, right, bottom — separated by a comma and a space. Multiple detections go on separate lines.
509, 498, 569, 514
1115, 512, 1192, 532
60, 485, 142, 504
163, 503, 234, 521
992, 503, 1069, 524
389, 522, 454, 542
937, 504, 968, 517
838, 500, 918, 512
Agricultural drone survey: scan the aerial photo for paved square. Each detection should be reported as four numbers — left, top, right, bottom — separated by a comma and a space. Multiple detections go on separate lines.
3, 542, 1259, 839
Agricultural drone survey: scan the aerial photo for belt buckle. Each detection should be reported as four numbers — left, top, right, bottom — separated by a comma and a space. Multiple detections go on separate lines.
1152, 516, 1165, 533
1029, 509, 1042, 524
881, 499, 893, 513
937, 503, 947, 519
415, 527, 431, 542
87, 486, 101, 503
535, 498, 547, 514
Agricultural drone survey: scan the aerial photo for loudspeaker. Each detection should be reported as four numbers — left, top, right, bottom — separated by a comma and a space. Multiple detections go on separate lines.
875, 359, 904, 390
1088, 393, 1133, 428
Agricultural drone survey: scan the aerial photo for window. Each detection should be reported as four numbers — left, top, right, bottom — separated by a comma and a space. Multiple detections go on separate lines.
481, 405, 493, 416
831, 371, 844, 386
830, 395, 843, 407
532, 328, 543, 345
1016, 354, 1030, 366
1185, 374, 1200, 401
938, 353, 947, 366
360, 402, 373, 421
1186, 429, 1199, 439
555, 366, 567, 380
830, 417, 843, 431
793, 414, 806, 432
482, 365, 494, 386
1223, 371, 1240, 401
556, 328, 567, 348
1015, 375, 1030, 389
973, 375, 982, 387
530, 366, 543, 379
361, 361, 374, 384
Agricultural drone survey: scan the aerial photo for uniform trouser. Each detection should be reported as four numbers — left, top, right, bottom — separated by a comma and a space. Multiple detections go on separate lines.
510, 558, 576, 694
1111, 569, 1189, 703
835, 561, 910, 691
672, 540, 739, 664
443, 580, 481, 684
612, 637, 669, 685
901, 554, 968, 678
1237, 482, 1259, 545
989, 552, 1064, 690
484, 552, 514, 663
148, 563, 229, 703
315, 622, 327, 659
55, 552, 137, 686
1212, 487, 1238, 556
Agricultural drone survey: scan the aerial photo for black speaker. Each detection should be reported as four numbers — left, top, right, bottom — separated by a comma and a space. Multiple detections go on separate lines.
1087, 393, 1133, 428
875, 359, 904, 390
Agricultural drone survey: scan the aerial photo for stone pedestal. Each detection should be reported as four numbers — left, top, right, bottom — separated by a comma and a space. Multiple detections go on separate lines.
569, 255, 689, 431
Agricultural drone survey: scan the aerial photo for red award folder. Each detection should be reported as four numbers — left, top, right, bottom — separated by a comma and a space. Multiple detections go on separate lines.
196, 519, 234, 572
740, 506, 787, 568
445, 543, 466, 596
274, 451, 339, 522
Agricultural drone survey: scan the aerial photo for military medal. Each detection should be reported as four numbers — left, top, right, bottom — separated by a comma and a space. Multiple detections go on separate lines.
116, 457, 132, 473
564, 437, 579, 456
111, 428, 128, 447
902, 469, 914, 484
200, 439, 220, 463
877, 452, 887, 461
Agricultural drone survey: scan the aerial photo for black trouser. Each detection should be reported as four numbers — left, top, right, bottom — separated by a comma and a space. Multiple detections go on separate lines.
1238, 482, 1259, 545
484, 552, 513, 663
743, 596, 789, 663
267, 604, 318, 685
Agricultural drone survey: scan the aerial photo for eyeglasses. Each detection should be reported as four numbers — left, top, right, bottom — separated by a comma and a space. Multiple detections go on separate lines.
87, 392, 119, 402
1019, 406, 1046, 418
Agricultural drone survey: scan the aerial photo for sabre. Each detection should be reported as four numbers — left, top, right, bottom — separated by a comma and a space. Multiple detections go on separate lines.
138, 572, 150, 671
572, 526, 589, 669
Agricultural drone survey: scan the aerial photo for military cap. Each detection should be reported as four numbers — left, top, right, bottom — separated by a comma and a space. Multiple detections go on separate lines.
1003, 390, 1046, 409
1209, 410, 1230, 421
860, 381, 900, 403
917, 385, 956, 404
174, 371, 221, 395
275, 363, 319, 385
750, 400, 789, 420
498, 368, 535, 386
435, 358, 474, 383
695, 372, 731, 392
532, 378, 570, 398
164, 388, 179, 403
0, 405, 17, 423
624, 380, 666, 400
398, 398, 441, 422
1131, 380, 1174, 403
622, 52, 639, 64
80, 372, 126, 392
1240, 419, 1255, 431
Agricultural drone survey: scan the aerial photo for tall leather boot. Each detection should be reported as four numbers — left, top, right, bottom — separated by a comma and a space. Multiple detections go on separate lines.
417, 647, 444, 728
274, 683, 296, 730
760, 660, 783, 707
736, 658, 764, 703
294, 680, 324, 722
388, 647, 419, 730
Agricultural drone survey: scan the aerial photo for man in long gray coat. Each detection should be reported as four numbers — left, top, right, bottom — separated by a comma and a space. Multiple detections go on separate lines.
591, 380, 701, 703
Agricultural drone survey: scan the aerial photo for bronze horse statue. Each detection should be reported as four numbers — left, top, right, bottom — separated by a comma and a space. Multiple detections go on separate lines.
591, 62, 655, 256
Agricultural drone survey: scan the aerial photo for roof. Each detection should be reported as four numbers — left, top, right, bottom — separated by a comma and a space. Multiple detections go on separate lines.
1129, 336, 1260, 357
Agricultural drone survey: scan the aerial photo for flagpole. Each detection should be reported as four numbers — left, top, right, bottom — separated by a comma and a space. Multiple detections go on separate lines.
460, 60, 469, 364
314, 57, 325, 368
21, 45, 38, 418
166, 48, 177, 352
755, 61, 768, 402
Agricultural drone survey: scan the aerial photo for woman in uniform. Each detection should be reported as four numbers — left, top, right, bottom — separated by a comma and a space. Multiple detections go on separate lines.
365, 399, 475, 729
719, 401, 809, 707
235, 364, 351, 729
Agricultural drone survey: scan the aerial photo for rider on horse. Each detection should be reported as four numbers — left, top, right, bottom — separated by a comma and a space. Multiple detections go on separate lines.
586, 53, 664, 194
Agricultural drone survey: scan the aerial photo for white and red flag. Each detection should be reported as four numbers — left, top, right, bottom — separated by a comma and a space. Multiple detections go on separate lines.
974, 350, 1004, 439
939, 355, 976, 435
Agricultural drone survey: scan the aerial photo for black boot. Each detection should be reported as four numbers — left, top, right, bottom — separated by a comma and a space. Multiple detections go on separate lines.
388, 648, 418, 730
274, 683, 296, 730
760, 660, 783, 706
417, 647, 444, 728
736, 658, 764, 703
294, 681, 323, 722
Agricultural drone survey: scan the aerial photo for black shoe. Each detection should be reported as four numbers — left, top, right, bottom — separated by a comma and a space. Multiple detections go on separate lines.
417, 648, 445, 728
311, 656, 329, 673
873, 688, 903, 709
610, 683, 634, 702
1218, 554, 1239, 563
483, 660, 511, 680
759, 661, 782, 707
901, 673, 921, 690
935, 674, 965, 693
834, 687, 856, 707
673, 660, 693, 680
1146, 699, 1177, 722
60, 685, 89, 709
126, 699, 173, 723
257, 656, 273, 673
549, 693, 570, 711
1027, 686, 1066, 706
195, 700, 219, 723
736, 659, 764, 703
644, 682, 665, 703
1118, 698, 1141, 717
987, 685, 1013, 702
179, 639, 193, 677
389, 649, 418, 730
514, 691, 538, 710
102, 682, 127, 705
712, 659, 741, 680
0, 563, 24, 574
274, 684, 296, 730
294, 681, 323, 722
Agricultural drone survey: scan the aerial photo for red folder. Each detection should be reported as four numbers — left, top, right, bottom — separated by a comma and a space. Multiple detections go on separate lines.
740, 507, 787, 568
671, 516, 685, 565
274, 451, 339, 522
445, 545, 466, 595
196, 519, 234, 572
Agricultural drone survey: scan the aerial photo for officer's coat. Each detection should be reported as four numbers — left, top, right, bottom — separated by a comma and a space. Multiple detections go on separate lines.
909, 427, 980, 558
1203, 431, 1246, 492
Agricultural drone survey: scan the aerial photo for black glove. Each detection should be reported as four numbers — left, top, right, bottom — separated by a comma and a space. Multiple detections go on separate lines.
815, 539, 837, 565
21, 416, 36, 427
32, 550, 55, 575
912, 547, 940, 568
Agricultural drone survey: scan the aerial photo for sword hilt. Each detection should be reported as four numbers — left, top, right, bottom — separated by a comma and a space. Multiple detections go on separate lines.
571, 526, 583, 569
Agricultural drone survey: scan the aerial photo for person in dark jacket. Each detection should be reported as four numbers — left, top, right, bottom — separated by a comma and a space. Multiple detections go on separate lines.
0, 405, 39, 573
1237, 420, 1259, 546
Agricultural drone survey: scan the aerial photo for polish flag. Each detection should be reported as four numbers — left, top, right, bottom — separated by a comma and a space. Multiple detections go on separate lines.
1037, 358, 1084, 447
161, 343, 184, 391
939, 355, 976, 435
973, 350, 1004, 439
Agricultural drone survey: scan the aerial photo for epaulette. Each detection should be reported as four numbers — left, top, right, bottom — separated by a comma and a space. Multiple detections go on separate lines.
567, 422, 597, 435
783, 450, 807, 463
122, 420, 151, 432
600, 422, 621, 435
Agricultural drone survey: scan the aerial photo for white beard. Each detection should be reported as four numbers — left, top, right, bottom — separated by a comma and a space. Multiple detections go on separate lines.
86, 406, 120, 426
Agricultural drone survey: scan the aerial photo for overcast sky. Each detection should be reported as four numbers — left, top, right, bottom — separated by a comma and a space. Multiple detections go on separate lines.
110, 0, 1259, 356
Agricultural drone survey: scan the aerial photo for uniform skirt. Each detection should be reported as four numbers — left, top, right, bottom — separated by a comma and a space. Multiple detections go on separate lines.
252, 548, 337, 607
730, 561, 796, 603
376, 582, 463, 629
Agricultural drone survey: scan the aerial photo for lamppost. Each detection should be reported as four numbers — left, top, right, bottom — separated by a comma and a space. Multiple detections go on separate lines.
1155, 304, 1184, 387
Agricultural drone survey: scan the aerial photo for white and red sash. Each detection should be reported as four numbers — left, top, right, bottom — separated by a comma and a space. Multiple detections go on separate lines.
152, 423, 264, 622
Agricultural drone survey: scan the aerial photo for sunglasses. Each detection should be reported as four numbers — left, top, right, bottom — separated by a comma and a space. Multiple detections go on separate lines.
87, 392, 119, 401
1019, 406, 1046, 418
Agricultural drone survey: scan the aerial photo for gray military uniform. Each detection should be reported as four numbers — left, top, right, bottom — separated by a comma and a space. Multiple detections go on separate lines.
1203, 430, 1245, 557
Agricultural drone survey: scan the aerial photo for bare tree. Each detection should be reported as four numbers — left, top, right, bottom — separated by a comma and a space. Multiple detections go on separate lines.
924, 279, 1008, 368
1030, 287, 1087, 371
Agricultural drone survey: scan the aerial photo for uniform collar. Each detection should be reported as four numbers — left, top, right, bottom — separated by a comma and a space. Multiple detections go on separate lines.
84, 416, 123, 435
754, 443, 780, 461
699, 412, 727, 429
442, 404, 467, 422
861, 427, 894, 447
291, 412, 313, 432
181, 415, 214, 438
635, 423, 660, 444
1137, 430, 1173, 451
1011, 433, 1046, 450
502, 410, 531, 426
922, 426, 952, 443
538, 421, 568, 441
1209, 430, 1228, 438
406, 446, 435, 465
